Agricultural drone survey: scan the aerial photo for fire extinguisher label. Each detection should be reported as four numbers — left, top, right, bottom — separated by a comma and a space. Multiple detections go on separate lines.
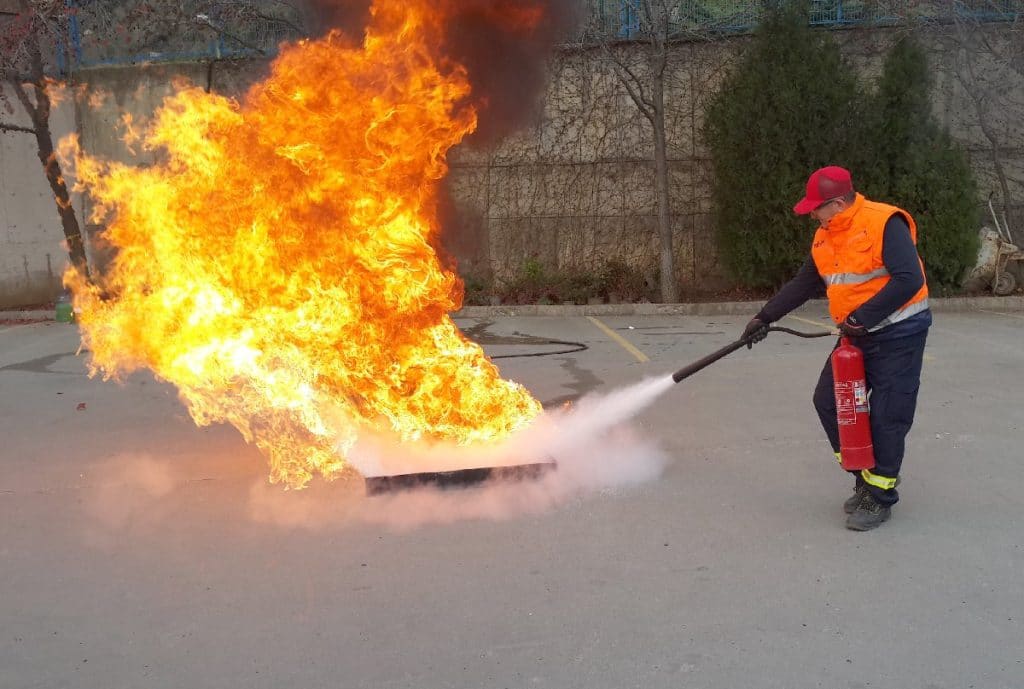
835, 381, 856, 425
853, 381, 869, 412
835, 381, 870, 425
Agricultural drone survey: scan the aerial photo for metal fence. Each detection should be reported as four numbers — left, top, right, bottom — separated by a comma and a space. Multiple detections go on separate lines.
59, 0, 1023, 69
588, 0, 1024, 39
61, 0, 304, 71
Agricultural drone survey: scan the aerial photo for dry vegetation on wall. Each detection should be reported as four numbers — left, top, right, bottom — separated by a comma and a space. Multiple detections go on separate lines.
0, 0, 306, 293
706, 12, 981, 291
446, 37, 740, 301
447, 9, 1024, 302
924, 10, 1024, 239
4, 2, 1022, 307
462, 257, 657, 306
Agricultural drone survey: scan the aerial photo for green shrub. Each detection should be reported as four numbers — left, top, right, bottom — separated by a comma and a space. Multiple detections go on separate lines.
703, 1, 862, 287
856, 36, 979, 290
703, 6, 979, 291
498, 258, 560, 304
599, 259, 654, 302
460, 272, 494, 306
494, 258, 655, 305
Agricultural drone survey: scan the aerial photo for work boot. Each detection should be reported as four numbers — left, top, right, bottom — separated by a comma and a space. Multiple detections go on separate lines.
845, 492, 891, 531
843, 484, 869, 514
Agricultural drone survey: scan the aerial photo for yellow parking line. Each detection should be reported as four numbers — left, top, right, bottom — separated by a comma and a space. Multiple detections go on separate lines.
978, 309, 1024, 321
586, 316, 649, 363
785, 314, 836, 333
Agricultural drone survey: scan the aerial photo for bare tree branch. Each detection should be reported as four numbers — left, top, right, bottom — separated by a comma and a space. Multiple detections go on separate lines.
894, 3, 1024, 236
0, 68, 33, 82
8, 77, 35, 117
611, 50, 655, 120
0, 120, 34, 133
2, 0, 310, 286
195, 13, 266, 55
569, 0, 684, 301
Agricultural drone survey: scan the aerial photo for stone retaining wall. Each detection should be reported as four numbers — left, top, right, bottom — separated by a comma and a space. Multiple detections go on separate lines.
2, 23, 1021, 307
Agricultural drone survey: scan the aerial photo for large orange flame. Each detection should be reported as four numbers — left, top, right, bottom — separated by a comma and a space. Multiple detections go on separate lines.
63, 1, 544, 487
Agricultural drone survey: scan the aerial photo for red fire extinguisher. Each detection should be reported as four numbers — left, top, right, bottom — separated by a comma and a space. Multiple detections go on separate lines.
831, 337, 875, 471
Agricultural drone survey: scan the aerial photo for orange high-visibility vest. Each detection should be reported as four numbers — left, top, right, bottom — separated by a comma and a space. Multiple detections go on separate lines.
810, 194, 929, 328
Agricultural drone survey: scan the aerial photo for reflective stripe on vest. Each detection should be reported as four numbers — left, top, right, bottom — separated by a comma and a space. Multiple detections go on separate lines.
869, 297, 931, 332
811, 196, 929, 326
824, 268, 890, 286
861, 469, 898, 490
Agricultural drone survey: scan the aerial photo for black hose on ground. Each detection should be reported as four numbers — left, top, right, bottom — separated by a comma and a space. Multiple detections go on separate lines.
490, 339, 589, 359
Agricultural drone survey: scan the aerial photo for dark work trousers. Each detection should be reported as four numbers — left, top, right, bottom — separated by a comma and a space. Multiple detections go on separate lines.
812, 328, 929, 506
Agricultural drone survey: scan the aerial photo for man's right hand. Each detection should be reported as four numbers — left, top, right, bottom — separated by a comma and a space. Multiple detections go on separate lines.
742, 317, 769, 349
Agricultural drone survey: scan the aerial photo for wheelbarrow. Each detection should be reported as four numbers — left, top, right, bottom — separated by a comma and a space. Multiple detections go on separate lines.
988, 194, 1023, 296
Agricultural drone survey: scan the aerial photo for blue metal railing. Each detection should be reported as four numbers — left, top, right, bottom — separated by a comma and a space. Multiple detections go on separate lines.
589, 1, 1024, 39
953, 0, 1024, 20
60, 0, 304, 71
57, 1, 1023, 68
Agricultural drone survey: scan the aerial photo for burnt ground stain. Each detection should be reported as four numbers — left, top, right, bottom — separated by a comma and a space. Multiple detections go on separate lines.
0, 351, 85, 375
459, 320, 596, 408
543, 356, 602, 408
5, 323, 600, 405
460, 320, 588, 357
460, 320, 561, 347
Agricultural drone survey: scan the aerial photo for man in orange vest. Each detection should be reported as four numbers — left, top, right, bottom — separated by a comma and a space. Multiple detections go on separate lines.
742, 166, 931, 531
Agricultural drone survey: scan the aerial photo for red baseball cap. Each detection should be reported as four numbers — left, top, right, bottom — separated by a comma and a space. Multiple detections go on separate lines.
793, 166, 853, 215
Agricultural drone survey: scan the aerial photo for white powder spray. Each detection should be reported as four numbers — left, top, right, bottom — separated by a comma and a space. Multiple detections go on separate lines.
81, 377, 680, 533
249, 374, 677, 530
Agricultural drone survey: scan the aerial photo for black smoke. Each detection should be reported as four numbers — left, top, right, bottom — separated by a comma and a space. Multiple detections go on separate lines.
302, 1, 580, 274
301, 0, 373, 42
441, 0, 580, 146
303, 0, 580, 144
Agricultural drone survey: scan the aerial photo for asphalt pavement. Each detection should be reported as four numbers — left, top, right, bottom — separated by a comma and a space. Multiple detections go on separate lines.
1, 303, 1022, 689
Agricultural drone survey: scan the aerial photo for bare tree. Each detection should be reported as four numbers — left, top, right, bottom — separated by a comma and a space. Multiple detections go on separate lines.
908, 1, 1024, 240
0, 0, 306, 282
1, 0, 90, 278
77, 1, 305, 65
578, 0, 682, 302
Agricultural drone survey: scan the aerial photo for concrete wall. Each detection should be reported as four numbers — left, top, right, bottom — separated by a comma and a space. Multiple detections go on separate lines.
446, 39, 740, 292
63, 60, 274, 278
0, 58, 274, 308
839, 25, 1024, 232
453, 23, 1024, 292
2, 22, 1021, 307
75, 59, 273, 167
0, 97, 77, 309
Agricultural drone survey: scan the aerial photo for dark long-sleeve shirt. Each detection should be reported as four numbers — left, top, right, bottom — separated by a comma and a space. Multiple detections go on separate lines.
756, 215, 926, 330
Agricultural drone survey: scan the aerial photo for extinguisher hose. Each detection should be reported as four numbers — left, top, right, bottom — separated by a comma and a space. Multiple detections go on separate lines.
764, 325, 835, 339
671, 325, 832, 383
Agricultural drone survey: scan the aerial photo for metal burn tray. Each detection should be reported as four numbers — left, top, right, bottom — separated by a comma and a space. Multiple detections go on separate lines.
364, 461, 556, 496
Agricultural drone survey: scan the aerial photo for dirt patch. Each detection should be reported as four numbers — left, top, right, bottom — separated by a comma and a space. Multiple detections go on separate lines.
680, 286, 775, 303
4, 301, 57, 311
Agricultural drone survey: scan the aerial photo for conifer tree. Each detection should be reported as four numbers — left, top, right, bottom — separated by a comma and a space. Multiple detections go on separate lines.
859, 36, 978, 290
703, 2, 862, 287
